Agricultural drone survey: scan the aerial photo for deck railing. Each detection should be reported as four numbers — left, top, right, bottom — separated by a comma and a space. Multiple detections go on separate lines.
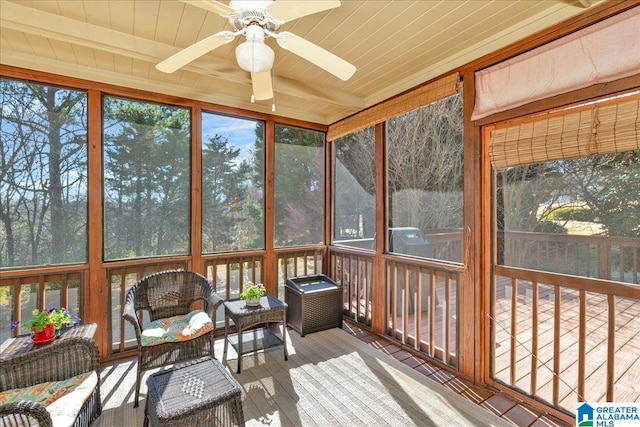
491, 265, 640, 415
204, 254, 264, 300
0, 270, 85, 343
275, 248, 325, 300
425, 230, 464, 263
386, 258, 459, 368
2, 231, 636, 409
105, 250, 326, 356
329, 247, 374, 327
492, 231, 640, 414
500, 231, 639, 285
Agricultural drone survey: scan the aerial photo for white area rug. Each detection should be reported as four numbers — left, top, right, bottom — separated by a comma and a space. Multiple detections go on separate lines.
222, 327, 512, 427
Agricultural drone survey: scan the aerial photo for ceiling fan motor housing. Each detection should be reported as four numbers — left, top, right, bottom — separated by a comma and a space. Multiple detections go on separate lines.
228, 0, 281, 32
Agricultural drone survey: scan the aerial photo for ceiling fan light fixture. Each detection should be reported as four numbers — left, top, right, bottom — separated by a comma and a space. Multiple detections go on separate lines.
236, 25, 274, 73
236, 40, 274, 72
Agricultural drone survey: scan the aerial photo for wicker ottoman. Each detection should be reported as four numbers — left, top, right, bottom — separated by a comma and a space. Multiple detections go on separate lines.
144, 357, 245, 427
285, 274, 343, 336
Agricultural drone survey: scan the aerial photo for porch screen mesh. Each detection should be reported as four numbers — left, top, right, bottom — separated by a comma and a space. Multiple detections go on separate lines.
327, 72, 460, 141
489, 93, 640, 169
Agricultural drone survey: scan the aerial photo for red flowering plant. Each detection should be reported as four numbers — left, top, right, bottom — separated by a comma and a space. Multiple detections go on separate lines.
11, 307, 80, 333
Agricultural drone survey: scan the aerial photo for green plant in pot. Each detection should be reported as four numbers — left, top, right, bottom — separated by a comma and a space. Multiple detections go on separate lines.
12, 307, 80, 345
239, 282, 266, 306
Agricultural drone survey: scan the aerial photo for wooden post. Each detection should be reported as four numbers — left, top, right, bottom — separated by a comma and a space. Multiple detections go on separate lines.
371, 122, 387, 334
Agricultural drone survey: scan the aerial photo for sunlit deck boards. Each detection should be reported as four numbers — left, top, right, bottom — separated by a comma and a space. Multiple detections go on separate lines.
94, 325, 502, 427
93, 322, 568, 427
388, 278, 639, 416
492, 278, 640, 411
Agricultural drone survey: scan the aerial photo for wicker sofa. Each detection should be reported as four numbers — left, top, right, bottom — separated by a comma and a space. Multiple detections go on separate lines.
122, 269, 224, 408
0, 336, 102, 427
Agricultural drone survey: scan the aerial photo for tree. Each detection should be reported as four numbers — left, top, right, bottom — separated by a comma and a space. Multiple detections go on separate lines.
567, 151, 640, 238
0, 79, 87, 267
273, 125, 325, 247
386, 93, 464, 230
102, 97, 190, 259
496, 163, 568, 268
202, 134, 245, 252
334, 127, 376, 240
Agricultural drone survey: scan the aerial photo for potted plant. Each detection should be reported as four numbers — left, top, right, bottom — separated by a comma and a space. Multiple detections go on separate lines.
239, 282, 266, 307
12, 307, 80, 345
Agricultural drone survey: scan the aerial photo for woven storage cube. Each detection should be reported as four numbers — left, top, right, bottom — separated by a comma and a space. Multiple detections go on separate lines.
285, 274, 343, 336
144, 357, 244, 427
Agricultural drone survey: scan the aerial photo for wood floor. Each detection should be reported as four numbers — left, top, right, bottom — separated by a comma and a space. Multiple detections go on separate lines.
94, 321, 571, 427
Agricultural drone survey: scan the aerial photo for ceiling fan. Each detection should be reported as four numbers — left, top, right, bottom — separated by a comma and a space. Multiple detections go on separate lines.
156, 0, 356, 102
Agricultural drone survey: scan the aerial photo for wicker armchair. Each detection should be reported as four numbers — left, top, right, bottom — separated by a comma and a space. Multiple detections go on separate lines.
122, 269, 223, 408
0, 336, 102, 427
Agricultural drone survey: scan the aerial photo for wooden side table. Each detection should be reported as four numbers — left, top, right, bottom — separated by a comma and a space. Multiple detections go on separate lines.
222, 294, 288, 373
0, 322, 97, 362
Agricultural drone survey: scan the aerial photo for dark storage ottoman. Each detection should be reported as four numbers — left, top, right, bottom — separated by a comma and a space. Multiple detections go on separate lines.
285, 274, 343, 336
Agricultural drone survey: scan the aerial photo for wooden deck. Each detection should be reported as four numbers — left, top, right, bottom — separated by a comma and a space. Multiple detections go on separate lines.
388, 278, 640, 417
94, 321, 570, 427
493, 280, 640, 411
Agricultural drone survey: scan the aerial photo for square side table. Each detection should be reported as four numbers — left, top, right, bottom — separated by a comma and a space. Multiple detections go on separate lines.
222, 294, 288, 373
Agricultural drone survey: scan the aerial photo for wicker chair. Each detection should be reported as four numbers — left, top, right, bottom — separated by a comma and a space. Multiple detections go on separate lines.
0, 336, 102, 427
122, 270, 223, 408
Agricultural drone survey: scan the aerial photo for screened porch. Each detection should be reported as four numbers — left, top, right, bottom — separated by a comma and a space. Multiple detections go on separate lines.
1, 1, 640, 426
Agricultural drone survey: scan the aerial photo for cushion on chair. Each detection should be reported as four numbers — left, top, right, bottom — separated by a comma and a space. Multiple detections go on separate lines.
140, 309, 213, 346
0, 371, 97, 427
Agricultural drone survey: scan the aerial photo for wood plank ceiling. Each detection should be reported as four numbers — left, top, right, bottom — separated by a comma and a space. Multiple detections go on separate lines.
0, 0, 601, 124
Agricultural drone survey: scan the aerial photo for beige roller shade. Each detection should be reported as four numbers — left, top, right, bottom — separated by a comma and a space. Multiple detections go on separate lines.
327, 73, 460, 141
489, 93, 640, 169
472, 7, 640, 121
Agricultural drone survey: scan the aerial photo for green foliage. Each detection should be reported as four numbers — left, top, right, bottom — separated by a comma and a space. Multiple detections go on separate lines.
239, 282, 265, 300
273, 124, 325, 247
0, 287, 9, 306
102, 97, 190, 259
534, 220, 567, 234
201, 115, 264, 252
546, 205, 594, 222
20, 307, 78, 332
569, 151, 640, 238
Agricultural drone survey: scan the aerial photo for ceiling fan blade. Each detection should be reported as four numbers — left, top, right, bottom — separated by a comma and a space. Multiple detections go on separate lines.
180, 0, 235, 16
156, 32, 234, 73
267, 0, 341, 24
251, 71, 273, 100
276, 32, 355, 81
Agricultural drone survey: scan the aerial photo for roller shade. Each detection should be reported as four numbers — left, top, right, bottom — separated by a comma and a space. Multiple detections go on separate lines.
472, 7, 640, 121
327, 73, 460, 141
489, 93, 640, 169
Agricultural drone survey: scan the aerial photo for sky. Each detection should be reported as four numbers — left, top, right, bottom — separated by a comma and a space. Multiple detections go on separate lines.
202, 112, 261, 164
